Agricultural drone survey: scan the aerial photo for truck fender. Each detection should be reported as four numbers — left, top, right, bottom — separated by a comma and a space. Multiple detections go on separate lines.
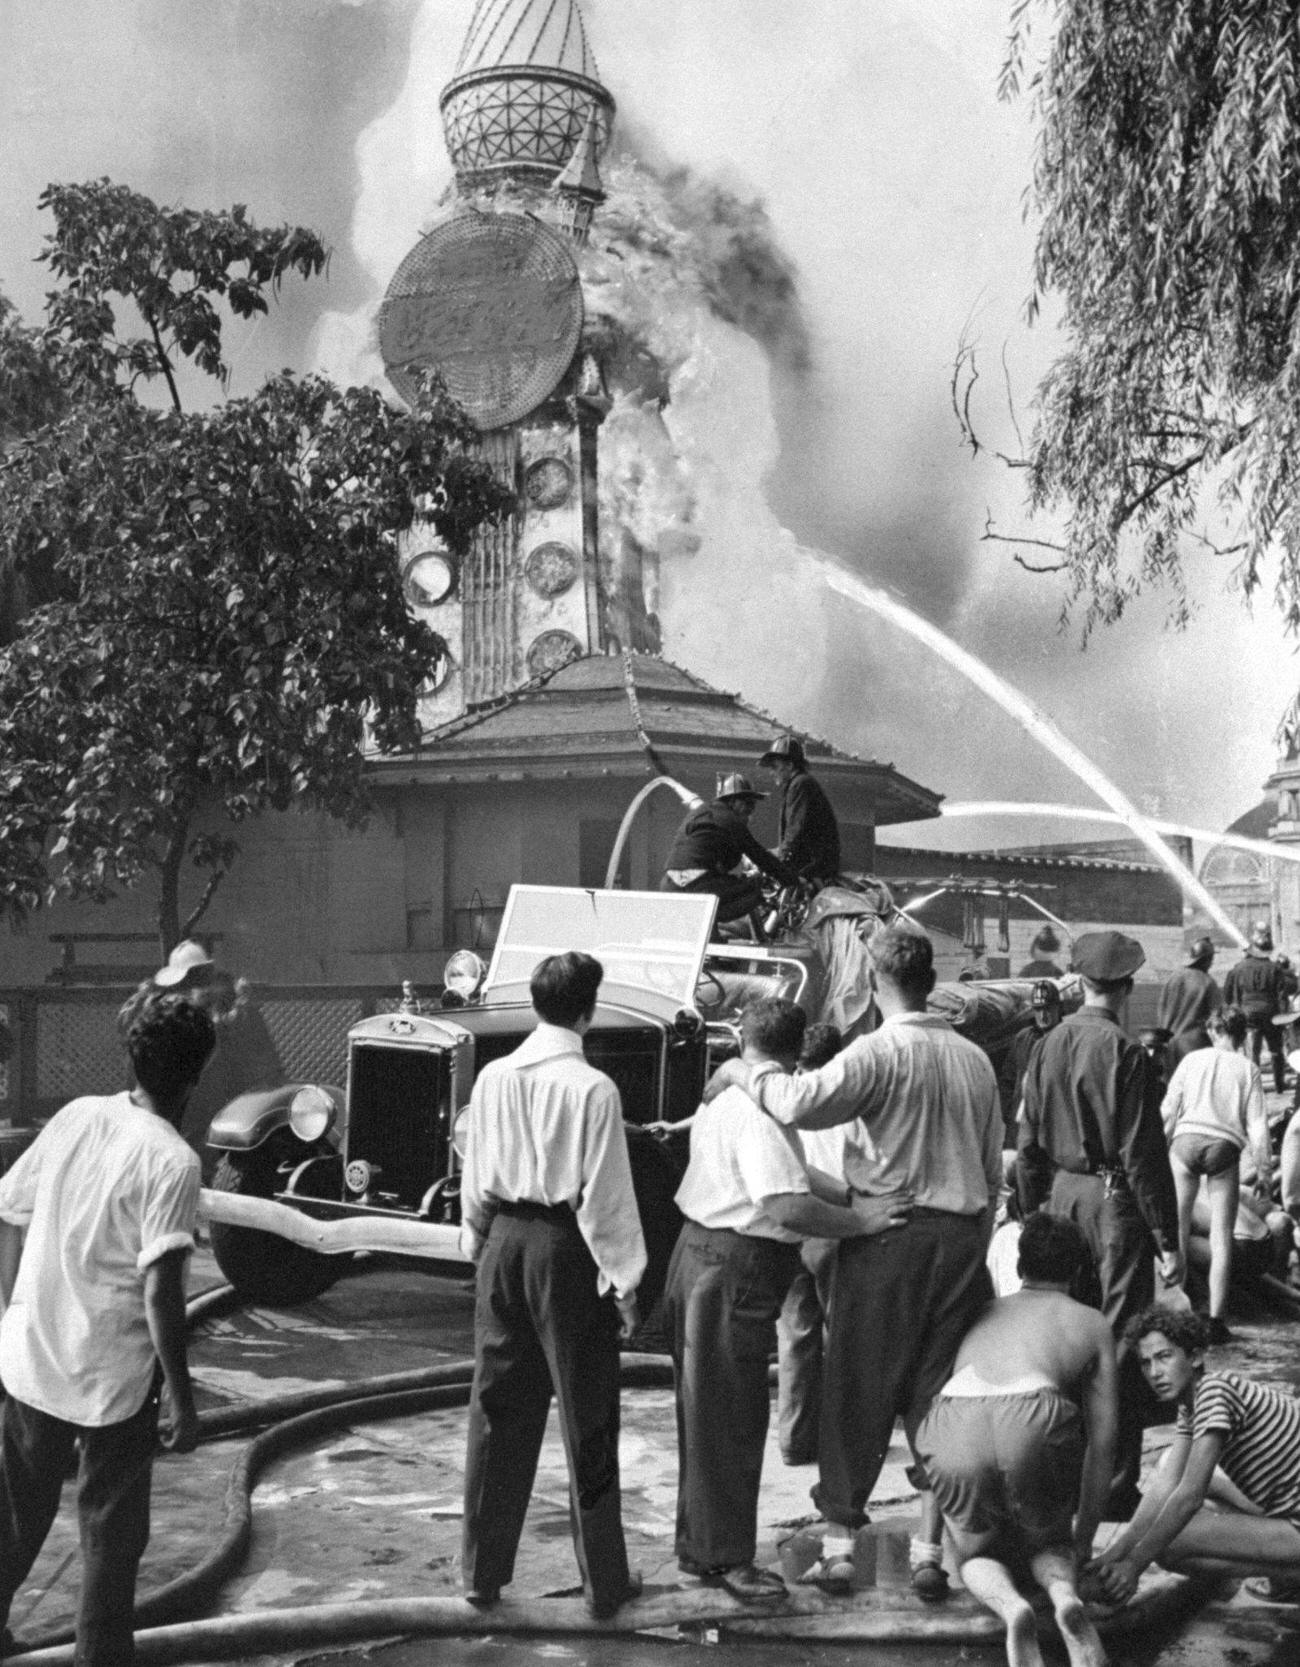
206, 1084, 344, 1153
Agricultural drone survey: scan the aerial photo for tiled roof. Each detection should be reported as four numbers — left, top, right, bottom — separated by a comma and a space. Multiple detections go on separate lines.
371, 652, 942, 826
876, 843, 1164, 876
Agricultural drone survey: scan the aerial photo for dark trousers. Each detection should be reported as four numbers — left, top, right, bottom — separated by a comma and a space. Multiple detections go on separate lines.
0, 1387, 158, 1666
659, 872, 764, 925
665, 1221, 800, 1570
814, 1209, 991, 1529
776, 1237, 835, 1465
462, 1207, 630, 1609
1245, 1012, 1286, 1094
1049, 1170, 1155, 1506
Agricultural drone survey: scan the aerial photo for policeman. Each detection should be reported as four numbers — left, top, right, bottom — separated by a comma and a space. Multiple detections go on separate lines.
661, 775, 798, 927
758, 735, 841, 883
1156, 934, 1222, 1067
1016, 930, 1181, 1520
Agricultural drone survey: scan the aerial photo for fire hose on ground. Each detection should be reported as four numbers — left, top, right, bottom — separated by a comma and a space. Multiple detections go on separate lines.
5, 1284, 1219, 1664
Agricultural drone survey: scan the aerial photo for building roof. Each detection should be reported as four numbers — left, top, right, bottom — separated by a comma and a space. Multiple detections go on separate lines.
453, 0, 601, 79
876, 843, 1165, 877
371, 651, 943, 826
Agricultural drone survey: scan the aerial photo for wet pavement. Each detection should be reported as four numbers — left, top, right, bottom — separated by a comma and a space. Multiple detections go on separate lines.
12, 1189, 1300, 1664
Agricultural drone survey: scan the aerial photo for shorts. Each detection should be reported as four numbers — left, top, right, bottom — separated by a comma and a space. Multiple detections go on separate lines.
1170, 1134, 1241, 1178
914, 1389, 1083, 1563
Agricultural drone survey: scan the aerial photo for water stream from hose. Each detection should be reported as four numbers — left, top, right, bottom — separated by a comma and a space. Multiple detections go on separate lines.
821, 566, 1248, 947
934, 802, 1300, 873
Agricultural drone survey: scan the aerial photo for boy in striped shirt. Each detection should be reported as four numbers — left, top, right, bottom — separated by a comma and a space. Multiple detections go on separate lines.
1085, 1306, 1300, 1605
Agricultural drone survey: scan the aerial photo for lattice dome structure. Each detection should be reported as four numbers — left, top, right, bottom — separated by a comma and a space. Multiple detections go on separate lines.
441, 0, 615, 190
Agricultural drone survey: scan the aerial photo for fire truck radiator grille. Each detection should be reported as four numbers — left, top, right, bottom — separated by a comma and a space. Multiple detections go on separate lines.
347, 1044, 450, 1207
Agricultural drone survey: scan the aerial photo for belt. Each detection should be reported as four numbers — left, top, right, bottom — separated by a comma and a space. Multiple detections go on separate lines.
495, 1200, 574, 1223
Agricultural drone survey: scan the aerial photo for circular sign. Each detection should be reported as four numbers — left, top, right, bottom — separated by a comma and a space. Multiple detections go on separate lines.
524, 541, 579, 598
524, 454, 574, 510
526, 630, 583, 678
379, 210, 584, 432
403, 550, 458, 609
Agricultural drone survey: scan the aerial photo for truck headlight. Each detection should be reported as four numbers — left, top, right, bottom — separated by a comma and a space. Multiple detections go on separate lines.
289, 1085, 336, 1144
443, 949, 486, 1003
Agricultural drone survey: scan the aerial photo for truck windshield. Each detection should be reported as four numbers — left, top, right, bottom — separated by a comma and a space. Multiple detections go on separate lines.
484, 886, 717, 1010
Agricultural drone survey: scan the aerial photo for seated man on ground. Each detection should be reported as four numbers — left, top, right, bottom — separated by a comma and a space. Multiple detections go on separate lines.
1086, 1305, 1300, 1605
915, 1212, 1117, 1667
665, 999, 912, 1605
1186, 1185, 1293, 1294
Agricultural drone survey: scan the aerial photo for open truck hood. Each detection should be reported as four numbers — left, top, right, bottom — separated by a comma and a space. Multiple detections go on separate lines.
483, 885, 718, 1015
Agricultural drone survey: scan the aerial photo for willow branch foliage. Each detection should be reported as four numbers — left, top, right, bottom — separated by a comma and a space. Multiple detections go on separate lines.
0, 181, 513, 945
1008, 0, 1300, 635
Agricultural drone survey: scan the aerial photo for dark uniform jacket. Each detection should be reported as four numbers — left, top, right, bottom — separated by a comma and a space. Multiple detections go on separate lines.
667, 800, 797, 886
775, 769, 840, 880
1016, 1008, 1179, 1254
1223, 950, 1286, 1018
1156, 966, 1221, 1039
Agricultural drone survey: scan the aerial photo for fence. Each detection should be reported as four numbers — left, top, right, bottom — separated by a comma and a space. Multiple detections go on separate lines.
0, 985, 424, 1127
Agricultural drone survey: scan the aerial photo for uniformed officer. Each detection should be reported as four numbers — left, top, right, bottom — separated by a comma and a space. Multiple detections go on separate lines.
758, 735, 841, 883
661, 775, 797, 926
1016, 930, 1182, 1519
1156, 935, 1222, 1067
1224, 924, 1289, 1094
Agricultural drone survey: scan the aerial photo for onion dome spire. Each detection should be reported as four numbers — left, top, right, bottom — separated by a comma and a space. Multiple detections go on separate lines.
552, 105, 605, 244
441, 0, 615, 192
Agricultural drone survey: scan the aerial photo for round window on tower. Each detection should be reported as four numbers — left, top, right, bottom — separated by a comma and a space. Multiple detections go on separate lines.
524, 541, 579, 598
420, 632, 455, 694
403, 549, 458, 609
524, 455, 574, 511
527, 630, 583, 679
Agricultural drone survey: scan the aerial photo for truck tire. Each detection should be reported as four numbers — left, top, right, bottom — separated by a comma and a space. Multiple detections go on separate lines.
209, 1145, 341, 1306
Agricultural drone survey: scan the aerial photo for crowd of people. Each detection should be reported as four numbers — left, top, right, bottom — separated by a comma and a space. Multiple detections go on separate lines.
5, 886, 1300, 1664
452, 920, 1300, 1667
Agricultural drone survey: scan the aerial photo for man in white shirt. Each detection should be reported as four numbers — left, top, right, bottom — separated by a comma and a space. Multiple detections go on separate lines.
667, 999, 913, 1605
0, 994, 214, 1666
459, 951, 646, 1620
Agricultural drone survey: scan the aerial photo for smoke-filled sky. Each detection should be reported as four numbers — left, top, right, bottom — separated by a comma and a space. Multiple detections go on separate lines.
2, 0, 1293, 856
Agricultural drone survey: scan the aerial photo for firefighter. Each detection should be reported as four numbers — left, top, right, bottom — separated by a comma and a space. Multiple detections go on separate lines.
758, 735, 841, 883
661, 775, 797, 928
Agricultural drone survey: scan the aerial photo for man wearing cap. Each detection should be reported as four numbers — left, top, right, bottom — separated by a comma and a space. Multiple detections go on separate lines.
1224, 925, 1289, 1094
125, 941, 283, 1171
759, 736, 841, 884
1017, 930, 1182, 1518
661, 776, 798, 928
1157, 936, 1222, 1067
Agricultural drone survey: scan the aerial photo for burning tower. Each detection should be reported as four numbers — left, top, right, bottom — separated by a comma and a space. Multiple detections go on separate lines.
378, 0, 654, 723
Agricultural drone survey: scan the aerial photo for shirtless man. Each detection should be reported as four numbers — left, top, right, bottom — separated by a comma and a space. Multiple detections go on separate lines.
915, 1212, 1117, 1667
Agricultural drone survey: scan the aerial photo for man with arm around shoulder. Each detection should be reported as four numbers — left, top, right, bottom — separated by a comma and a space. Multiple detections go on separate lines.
729, 925, 1004, 1591
0, 993, 215, 1666
666, 998, 912, 1605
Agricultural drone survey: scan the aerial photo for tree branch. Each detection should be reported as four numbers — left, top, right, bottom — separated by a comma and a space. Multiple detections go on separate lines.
144, 309, 183, 414
180, 865, 227, 941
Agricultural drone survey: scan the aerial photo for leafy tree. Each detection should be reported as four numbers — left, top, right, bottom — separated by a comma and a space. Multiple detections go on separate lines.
0, 181, 511, 951
968, 1, 1300, 643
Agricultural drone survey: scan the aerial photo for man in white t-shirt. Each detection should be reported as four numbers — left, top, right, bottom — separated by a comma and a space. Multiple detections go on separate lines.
665, 999, 913, 1606
0, 994, 214, 1665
